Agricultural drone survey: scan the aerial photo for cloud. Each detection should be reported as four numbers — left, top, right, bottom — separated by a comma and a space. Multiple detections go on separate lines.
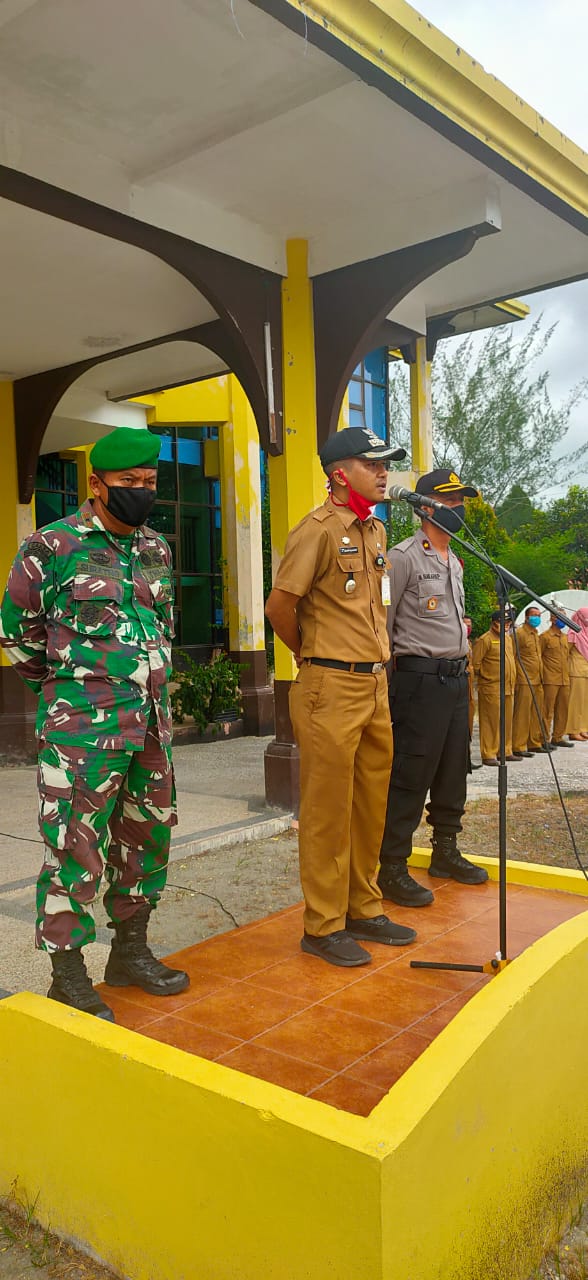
413, 1, 588, 497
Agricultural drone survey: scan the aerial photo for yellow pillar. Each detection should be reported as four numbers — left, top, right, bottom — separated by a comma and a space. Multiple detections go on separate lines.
267, 239, 324, 683
219, 378, 265, 651
0, 384, 35, 637
410, 336, 433, 476
61, 445, 92, 502
219, 377, 274, 732
265, 239, 324, 807
0, 383, 37, 760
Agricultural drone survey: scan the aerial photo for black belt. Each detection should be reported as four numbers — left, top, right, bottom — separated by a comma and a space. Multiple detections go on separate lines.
307, 657, 385, 674
394, 655, 468, 676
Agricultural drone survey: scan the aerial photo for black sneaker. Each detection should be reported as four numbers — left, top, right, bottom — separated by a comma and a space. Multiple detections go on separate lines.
429, 836, 488, 885
300, 930, 371, 968
377, 863, 434, 907
346, 914, 417, 946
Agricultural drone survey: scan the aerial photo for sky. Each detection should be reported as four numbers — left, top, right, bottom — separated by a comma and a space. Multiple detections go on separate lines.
412, 0, 588, 500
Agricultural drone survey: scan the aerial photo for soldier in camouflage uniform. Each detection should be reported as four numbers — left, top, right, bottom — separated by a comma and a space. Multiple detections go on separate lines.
0, 426, 189, 1020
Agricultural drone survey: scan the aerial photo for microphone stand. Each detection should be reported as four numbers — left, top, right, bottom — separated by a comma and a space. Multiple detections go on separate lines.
403, 508, 580, 978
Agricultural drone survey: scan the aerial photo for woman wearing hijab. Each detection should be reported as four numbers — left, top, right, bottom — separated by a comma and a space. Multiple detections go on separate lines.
566, 607, 588, 741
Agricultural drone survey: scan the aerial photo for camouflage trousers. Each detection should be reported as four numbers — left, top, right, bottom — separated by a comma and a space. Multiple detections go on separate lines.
36, 720, 177, 952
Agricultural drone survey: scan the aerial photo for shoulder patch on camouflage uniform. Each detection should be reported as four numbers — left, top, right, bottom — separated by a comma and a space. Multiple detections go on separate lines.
27, 540, 53, 566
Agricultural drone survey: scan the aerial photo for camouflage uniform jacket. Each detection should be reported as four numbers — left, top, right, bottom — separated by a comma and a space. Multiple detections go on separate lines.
0, 500, 174, 749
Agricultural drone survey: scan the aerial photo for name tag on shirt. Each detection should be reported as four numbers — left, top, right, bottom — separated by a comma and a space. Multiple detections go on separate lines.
381, 577, 391, 606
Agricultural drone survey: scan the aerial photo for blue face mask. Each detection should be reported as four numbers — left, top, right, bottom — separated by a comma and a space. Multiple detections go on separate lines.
555, 619, 567, 630
527, 615, 541, 628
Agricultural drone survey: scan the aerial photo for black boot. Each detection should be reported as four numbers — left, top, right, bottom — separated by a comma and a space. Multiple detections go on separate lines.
377, 862, 434, 907
104, 904, 189, 996
48, 950, 115, 1022
429, 834, 488, 884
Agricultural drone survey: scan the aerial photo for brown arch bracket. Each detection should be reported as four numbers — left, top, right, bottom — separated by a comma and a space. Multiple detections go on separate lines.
0, 162, 283, 501
13, 320, 263, 503
312, 225, 494, 449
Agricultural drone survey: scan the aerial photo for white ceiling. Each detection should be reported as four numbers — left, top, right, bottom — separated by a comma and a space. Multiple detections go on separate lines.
0, 0, 584, 397
74, 342, 228, 402
0, 200, 214, 378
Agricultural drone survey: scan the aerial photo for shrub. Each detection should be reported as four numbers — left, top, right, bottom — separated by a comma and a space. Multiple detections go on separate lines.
170, 651, 242, 731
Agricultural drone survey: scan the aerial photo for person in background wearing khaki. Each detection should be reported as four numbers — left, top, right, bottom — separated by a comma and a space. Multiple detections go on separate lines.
464, 616, 475, 738
265, 427, 416, 968
512, 606, 553, 756
540, 612, 573, 747
473, 610, 520, 766
567, 607, 588, 741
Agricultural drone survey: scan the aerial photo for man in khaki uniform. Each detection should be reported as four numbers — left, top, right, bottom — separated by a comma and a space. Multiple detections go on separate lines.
473, 610, 519, 765
540, 614, 573, 746
265, 427, 416, 967
464, 616, 475, 737
512, 606, 553, 755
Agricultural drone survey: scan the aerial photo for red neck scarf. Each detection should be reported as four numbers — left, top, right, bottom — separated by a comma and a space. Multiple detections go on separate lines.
329, 483, 374, 522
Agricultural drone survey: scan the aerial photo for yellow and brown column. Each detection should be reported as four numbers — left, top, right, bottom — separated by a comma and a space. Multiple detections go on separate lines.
0, 383, 37, 760
264, 239, 325, 808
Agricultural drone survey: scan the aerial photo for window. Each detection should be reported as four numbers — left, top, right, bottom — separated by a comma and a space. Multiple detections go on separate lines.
35, 455, 79, 528
348, 349, 389, 438
147, 426, 224, 648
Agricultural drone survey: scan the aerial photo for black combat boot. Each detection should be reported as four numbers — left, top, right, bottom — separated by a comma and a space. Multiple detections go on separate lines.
48, 950, 115, 1021
429, 834, 488, 884
104, 904, 190, 996
377, 862, 434, 907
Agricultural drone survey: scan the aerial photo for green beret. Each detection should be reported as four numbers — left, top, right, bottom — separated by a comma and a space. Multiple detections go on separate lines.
89, 427, 160, 471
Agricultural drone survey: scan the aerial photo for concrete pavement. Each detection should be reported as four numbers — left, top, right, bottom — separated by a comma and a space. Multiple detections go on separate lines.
0, 731, 585, 998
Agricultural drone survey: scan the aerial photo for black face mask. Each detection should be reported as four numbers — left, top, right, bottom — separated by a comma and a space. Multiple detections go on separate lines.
429, 503, 465, 534
104, 485, 157, 528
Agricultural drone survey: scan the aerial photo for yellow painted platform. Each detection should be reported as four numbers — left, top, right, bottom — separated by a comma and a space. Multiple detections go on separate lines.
0, 859, 586, 1280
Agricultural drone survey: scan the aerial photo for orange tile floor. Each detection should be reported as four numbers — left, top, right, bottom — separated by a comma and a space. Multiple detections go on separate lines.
97, 870, 586, 1116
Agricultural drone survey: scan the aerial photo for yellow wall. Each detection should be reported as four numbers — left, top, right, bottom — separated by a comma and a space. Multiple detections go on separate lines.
141, 377, 231, 426
0, 865, 587, 1280
0, 384, 35, 660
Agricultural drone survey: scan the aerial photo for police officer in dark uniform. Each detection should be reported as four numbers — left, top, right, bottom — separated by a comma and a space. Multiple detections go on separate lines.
378, 469, 489, 907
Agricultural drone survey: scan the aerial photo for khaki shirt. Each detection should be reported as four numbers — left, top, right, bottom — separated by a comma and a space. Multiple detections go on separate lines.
473, 629, 517, 694
386, 528, 467, 659
273, 499, 390, 663
514, 623, 543, 686
540, 628, 570, 687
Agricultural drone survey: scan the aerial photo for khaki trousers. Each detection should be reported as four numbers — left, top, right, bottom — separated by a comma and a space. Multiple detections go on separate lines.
543, 684, 570, 742
289, 664, 392, 936
477, 684, 513, 759
513, 683, 545, 753
567, 677, 588, 734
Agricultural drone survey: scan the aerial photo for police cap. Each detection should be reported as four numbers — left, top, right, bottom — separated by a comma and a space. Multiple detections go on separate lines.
319, 427, 406, 471
415, 468, 478, 498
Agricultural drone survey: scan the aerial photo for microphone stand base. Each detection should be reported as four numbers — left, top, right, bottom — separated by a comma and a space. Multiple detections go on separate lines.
410, 957, 509, 975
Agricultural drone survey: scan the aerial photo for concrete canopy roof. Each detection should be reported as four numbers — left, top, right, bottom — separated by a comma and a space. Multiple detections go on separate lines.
0, 0, 586, 416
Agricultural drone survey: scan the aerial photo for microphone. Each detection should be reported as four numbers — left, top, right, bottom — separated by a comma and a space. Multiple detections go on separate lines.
388, 484, 448, 512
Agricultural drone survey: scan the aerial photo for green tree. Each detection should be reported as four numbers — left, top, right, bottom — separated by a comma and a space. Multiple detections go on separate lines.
517, 485, 588, 588
389, 318, 588, 505
458, 498, 510, 637
495, 484, 536, 536
498, 535, 576, 600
